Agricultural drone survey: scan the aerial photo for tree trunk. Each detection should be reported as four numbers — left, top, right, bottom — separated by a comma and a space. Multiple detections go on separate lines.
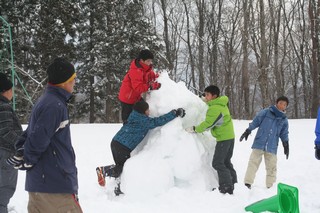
259, 0, 269, 107
241, 0, 250, 118
309, 0, 320, 118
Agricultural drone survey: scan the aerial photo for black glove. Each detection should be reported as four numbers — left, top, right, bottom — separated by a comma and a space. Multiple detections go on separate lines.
7, 148, 24, 168
199, 93, 205, 98
282, 141, 289, 159
315, 145, 320, 160
239, 129, 251, 142
15, 162, 33, 171
174, 108, 186, 118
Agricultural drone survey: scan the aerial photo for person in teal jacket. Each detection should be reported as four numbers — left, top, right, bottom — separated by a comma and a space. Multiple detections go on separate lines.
186, 85, 237, 195
96, 101, 185, 195
240, 96, 289, 189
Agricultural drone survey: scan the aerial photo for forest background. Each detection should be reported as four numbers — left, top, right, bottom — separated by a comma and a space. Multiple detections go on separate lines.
0, 0, 319, 123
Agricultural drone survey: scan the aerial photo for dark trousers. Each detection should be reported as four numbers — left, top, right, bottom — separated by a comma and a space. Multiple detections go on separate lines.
212, 139, 237, 187
0, 149, 18, 213
110, 140, 131, 178
120, 102, 133, 124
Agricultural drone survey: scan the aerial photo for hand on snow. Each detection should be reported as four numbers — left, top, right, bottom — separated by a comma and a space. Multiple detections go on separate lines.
282, 141, 289, 159
315, 144, 320, 160
7, 148, 24, 168
239, 129, 251, 142
185, 126, 195, 133
174, 108, 186, 118
199, 93, 206, 102
150, 82, 161, 90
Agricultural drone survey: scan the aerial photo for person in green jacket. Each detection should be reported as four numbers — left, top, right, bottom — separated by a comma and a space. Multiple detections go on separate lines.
186, 85, 237, 194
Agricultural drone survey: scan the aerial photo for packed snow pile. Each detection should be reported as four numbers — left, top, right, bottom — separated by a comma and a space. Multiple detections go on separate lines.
120, 72, 218, 196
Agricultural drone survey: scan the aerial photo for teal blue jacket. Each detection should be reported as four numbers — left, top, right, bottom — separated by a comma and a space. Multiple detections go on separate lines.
114, 110, 176, 150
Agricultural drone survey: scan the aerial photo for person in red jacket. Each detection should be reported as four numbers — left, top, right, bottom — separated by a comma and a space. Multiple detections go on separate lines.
118, 49, 161, 123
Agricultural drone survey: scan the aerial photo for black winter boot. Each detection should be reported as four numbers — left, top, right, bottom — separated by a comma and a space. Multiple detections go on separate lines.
114, 178, 124, 196
218, 184, 234, 195
245, 183, 251, 189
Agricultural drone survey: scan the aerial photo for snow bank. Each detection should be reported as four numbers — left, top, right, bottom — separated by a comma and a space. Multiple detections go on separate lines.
121, 72, 217, 197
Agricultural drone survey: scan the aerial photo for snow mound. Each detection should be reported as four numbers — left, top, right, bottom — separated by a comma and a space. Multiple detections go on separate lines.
121, 72, 217, 197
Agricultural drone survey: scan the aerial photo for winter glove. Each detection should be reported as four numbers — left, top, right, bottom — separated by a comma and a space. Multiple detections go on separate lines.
7, 148, 24, 168
199, 93, 206, 102
15, 162, 33, 171
185, 126, 195, 133
315, 144, 320, 160
150, 82, 161, 90
239, 129, 251, 142
282, 141, 289, 159
173, 108, 186, 118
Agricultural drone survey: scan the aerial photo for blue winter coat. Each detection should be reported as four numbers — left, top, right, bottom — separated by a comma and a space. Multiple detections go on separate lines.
314, 107, 320, 146
248, 105, 289, 155
16, 85, 78, 194
114, 110, 177, 150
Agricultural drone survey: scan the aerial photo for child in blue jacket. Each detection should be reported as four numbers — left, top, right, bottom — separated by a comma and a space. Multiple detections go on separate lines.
96, 101, 185, 195
240, 96, 289, 189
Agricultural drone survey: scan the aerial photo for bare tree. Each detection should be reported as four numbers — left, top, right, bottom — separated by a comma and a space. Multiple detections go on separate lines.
269, 0, 285, 96
206, 0, 223, 86
195, 0, 206, 91
309, 0, 320, 117
240, 0, 250, 118
182, 0, 196, 89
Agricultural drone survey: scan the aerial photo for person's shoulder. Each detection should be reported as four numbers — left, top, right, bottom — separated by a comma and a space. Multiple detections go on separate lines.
128, 110, 147, 121
0, 100, 12, 113
219, 95, 229, 102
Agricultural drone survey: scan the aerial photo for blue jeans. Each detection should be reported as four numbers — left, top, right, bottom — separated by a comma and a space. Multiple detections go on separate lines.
0, 149, 18, 213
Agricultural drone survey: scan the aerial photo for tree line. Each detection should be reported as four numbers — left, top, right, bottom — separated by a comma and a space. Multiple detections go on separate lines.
0, 0, 319, 123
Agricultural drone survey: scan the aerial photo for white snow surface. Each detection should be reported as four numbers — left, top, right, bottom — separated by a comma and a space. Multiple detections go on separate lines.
9, 72, 320, 212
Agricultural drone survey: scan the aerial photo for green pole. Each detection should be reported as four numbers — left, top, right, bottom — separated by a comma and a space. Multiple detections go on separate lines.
0, 16, 16, 110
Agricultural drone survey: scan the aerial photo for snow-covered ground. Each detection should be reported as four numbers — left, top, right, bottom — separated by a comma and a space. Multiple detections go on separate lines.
9, 72, 320, 212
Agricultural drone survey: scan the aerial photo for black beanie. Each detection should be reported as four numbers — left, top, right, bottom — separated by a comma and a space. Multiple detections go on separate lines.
47, 58, 75, 85
0, 73, 13, 93
133, 101, 149, 114
137, 49, 154, 60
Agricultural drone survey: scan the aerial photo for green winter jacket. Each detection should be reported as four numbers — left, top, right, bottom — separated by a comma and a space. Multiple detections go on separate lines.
195, 96, 235, 142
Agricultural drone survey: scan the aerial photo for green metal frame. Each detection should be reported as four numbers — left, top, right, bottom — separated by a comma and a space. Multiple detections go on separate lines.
0, 16, 33, 110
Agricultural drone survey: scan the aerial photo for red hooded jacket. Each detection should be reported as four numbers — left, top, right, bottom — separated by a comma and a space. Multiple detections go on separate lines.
118, 59, 157, 104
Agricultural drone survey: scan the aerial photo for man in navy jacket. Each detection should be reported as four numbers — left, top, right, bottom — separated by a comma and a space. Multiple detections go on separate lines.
8, 58, 82, 213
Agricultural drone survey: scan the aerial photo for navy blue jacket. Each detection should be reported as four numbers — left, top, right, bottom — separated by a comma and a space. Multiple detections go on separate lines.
16, 85, 78, 194
248, 105, 289, 155
114, 110, 177, 150
314, 107, 320, 146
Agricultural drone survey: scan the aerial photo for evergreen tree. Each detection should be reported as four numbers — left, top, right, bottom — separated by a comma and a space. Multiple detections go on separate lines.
75, 0, 161, 123
1, 0, 80, 122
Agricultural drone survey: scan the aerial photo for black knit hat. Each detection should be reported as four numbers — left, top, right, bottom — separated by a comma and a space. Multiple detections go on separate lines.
133, 101, 149, 114
47, 58, 75, 85
137, 49, 154, 60
0, 73, 13, 93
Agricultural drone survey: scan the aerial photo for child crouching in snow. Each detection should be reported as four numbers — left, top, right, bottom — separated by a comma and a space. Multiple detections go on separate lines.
96, 101, 185, 195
